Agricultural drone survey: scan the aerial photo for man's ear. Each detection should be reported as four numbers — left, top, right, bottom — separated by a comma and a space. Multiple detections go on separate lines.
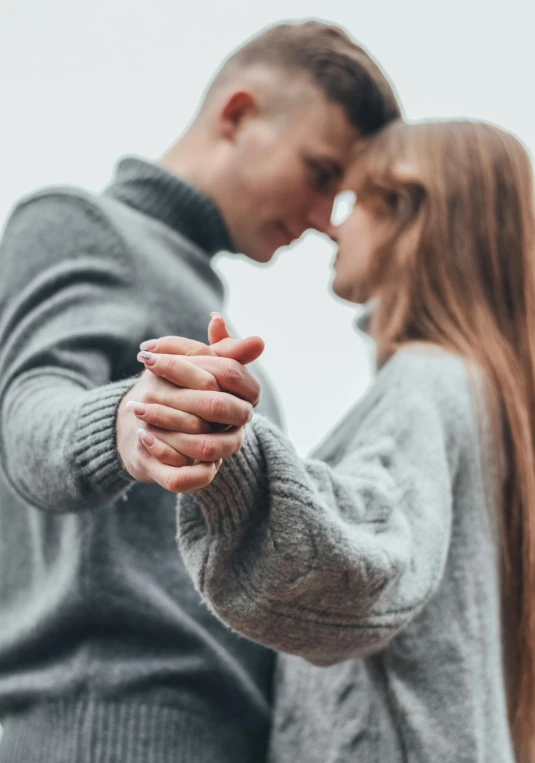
219, 90, 257, 141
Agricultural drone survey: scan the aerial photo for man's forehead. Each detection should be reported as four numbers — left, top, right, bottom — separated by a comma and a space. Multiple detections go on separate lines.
294, 100, 361, 155
302, 129, 362, 170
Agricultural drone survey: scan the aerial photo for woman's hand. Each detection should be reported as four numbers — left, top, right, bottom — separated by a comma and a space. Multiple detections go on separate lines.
123, 314, 263, 491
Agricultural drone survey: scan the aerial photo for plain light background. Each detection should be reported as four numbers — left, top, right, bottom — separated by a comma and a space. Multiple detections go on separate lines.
1, 0, 533, 455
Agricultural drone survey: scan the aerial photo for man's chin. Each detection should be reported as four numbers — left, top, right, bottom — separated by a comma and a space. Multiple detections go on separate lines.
242, 246, 278, 264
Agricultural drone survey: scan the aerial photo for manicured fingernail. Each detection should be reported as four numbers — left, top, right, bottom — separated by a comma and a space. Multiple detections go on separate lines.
210, 312, 225, 322
126, 401, 147, 416
215, 459, 222, 472
140, 339, 157, 351
137, 429, 154, 446
247, 408, 254, 423
137, 351, 156, 366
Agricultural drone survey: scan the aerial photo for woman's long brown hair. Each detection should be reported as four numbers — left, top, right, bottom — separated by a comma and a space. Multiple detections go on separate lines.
354, 120, 535, 761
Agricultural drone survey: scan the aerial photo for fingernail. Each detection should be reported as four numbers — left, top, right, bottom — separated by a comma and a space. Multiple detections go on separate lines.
247, 408, 254, 423
210, 312, 225, 323
126, 401, 147, 416
215, 459, 223, 472
137, 351, 156, 366
140, 339, 157, 351
137, 429, 154, 446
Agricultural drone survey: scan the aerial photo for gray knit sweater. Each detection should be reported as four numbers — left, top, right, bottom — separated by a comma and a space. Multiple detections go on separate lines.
0, 158, 282, 763
178, 348, 515, 762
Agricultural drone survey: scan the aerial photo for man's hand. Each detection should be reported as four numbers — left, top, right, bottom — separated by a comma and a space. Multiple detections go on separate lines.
116, 317, 263, 492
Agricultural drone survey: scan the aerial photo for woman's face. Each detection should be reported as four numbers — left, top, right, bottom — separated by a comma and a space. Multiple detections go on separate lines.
329, 192, 393, 305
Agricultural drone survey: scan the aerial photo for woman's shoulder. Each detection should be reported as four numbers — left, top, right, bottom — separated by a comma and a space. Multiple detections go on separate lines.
370, 344, 481, 436
382, 344, 472, 390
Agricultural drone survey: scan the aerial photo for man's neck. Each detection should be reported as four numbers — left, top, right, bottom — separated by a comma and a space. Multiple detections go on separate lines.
160, 133, 212, 191
105, 156, 236, 256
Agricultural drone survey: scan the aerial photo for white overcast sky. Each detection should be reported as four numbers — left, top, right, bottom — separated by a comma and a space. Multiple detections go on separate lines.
0, 0, 533, 455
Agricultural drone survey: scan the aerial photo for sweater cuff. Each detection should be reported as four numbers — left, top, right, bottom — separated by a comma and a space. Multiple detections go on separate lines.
73, 377, 136, 500
189, 418, 272, 537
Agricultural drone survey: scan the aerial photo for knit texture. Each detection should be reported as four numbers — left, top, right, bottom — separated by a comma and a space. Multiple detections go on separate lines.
0, 157, 282, 761
179, 348, 514, 762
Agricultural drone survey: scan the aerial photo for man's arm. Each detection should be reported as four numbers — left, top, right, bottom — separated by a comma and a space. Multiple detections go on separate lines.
0, 194, 264, 510
0, 192, 145, 511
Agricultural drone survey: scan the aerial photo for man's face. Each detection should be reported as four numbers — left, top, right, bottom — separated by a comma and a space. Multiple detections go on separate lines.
221, 92, 361, 263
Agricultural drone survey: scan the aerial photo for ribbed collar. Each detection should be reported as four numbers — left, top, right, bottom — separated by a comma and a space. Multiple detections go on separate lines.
105, 156, 236, 257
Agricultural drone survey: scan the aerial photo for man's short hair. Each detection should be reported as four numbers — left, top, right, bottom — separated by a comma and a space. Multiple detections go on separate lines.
210, 20, 402, 136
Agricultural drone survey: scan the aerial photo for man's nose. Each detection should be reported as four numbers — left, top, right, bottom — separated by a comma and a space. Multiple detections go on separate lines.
305, 195, 335, 234
325, 222, 339, 243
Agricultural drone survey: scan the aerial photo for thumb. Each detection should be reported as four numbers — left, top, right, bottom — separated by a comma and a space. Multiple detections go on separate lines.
208, 314, 265, 365
210, 335, 265, 365
208, 313, 231, 344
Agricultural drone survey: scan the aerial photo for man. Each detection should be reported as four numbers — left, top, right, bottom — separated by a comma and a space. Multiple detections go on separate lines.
0, 20, 400, 762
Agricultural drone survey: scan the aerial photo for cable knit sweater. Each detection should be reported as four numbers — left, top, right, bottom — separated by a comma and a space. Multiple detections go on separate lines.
178, 347, 514, 762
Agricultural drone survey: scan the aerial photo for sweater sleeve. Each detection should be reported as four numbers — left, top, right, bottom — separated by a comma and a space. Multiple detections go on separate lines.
0, 192, 145, 512
178, 352, 472, 665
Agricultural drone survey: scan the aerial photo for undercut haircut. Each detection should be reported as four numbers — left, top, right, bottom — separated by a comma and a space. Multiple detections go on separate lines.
206, 20, 402, 136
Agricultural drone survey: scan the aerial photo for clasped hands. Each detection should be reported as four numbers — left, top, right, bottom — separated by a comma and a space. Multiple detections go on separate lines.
116, 314, 262, 492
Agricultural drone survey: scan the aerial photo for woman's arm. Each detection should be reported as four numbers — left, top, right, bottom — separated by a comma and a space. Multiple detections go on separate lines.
178, 350, 473, 665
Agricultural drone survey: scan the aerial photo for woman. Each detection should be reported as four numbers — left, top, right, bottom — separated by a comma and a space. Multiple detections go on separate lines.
135, 120, 535, 761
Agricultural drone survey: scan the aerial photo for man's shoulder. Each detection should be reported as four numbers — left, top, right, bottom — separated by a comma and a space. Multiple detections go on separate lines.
0, 184, 137, 280
2, 184, 138, 257
9, 184, 114, 228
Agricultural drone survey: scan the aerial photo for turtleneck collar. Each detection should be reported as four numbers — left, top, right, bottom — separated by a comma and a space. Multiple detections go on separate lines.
105, 156, 236, 257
